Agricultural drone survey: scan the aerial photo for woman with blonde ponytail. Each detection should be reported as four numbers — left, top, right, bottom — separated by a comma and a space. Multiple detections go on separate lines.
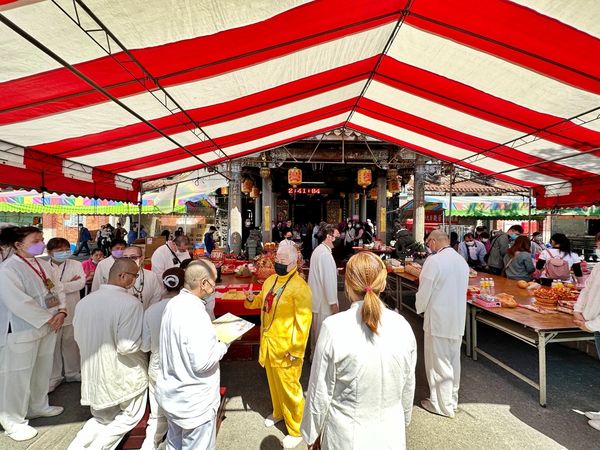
301, 252, 417, 450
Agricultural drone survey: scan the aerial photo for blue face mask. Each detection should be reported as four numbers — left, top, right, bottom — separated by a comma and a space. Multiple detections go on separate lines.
52, 250, 71, 261
510, 234, 518, 240
112, 249, 125, 258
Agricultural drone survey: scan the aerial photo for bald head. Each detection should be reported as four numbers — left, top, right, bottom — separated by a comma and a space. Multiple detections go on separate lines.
184, 259, 217, 297
426, 230, 450, 253
108, 258, 139, 289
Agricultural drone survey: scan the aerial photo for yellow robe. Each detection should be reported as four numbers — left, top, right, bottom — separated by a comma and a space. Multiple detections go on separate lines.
244, 269, 312, 436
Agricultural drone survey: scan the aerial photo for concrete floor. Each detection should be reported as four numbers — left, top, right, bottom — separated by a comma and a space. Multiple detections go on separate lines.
2, 294, 600, 450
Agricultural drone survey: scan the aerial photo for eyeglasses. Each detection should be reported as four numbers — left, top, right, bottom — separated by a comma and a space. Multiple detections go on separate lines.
204, 279, 216, 290
124, 272, 140, 278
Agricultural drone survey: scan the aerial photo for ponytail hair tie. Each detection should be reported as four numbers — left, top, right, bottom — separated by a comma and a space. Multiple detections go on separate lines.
365, 286, 373, 293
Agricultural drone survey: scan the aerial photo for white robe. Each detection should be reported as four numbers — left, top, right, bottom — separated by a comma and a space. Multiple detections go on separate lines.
416, 247, 469, 417
415, 247, 469, 339
91, 256, 163, 311
49, 259, 86, 385
156, 289, 227, 430
307, 243, 338, 351
0, 255, 66, 433
141, 297, 171, 450
0, 255, 66, 347
91, 256, 115, 292
301, 301, 417, 450
151, 244, 191, 277
73, 284, 148, 410
574, 263, 600, 331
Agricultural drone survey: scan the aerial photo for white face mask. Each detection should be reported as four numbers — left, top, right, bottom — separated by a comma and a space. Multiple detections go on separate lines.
596, 248, 600, 259
466, 241, 475, 247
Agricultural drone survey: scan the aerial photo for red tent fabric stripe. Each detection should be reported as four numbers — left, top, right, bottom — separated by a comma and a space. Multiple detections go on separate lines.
0, 0, 599, 207
0, 1, 399, 124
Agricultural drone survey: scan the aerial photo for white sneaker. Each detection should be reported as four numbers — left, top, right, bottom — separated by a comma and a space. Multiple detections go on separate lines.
264, 414, 283, 427
589, 419, 600, 432
28, 405, 64, 419
585, 411, 600, 420
5, 424, 38, 441
281, 435, 303, 449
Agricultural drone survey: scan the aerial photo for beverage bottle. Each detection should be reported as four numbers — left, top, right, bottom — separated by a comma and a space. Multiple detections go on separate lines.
489, 278, 495, 295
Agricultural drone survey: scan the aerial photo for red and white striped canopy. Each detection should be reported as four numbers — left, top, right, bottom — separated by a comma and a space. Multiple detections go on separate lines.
1, 0, 600, 207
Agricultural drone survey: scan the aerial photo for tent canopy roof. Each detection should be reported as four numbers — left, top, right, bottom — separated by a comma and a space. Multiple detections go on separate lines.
1, 0, 600, 208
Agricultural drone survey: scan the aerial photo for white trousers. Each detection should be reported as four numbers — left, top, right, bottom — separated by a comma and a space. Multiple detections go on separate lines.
68, 391, 147, 450
423, 331, 462, 417
50, 324, 81, 388
140, 378, 168, 450
166, 416, 216, 450
0, 330, 56, 433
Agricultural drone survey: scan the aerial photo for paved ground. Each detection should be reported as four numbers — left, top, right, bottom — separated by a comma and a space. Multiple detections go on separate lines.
2, 293, 599, 450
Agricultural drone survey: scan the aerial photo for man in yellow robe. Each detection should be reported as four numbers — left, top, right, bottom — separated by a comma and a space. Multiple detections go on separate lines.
245, 245, 312, 449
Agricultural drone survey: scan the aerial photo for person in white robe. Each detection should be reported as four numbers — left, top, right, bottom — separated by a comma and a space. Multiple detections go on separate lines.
140, 267, 185, 450
151, 235, 191, 277
156, 260, 228, 450
573, 232, 600, 431
416, 230, 469, 418
301, 251, 417, 450
69, 258, 148, 450
123, 246, 164, 310
47, 237, 86, 392
0, 226, 66, 442
308, 224, 339, 358
91, 239, 127, 291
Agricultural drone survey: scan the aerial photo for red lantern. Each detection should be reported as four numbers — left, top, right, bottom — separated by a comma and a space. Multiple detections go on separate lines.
357, 168, 372, 189
369, 188, 378, 199
241, 179, 253, 194
388, 179, 400, 193
220, 186, 229, 196
288, 167, 302, 187
250, 187, 260, 198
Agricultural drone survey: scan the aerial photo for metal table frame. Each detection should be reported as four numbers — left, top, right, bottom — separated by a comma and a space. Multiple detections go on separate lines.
470, 305, 594, 406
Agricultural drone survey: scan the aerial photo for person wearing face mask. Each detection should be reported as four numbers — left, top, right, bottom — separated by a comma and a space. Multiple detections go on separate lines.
479, 231, 492, 254
457, 233, 487, 269
0, 226, 67, 442
573, 232, 600, 432
486, 225, 523, 275
140, 267, 185, 450
308, 224, 340, 360
279, 230, 295, 247
530, 232, 545, 259
151, 235, 191, 278
156, 260, 228, 450
82, 248, 105, 293
244, 245, 312, 449
416, 230, 469, 418
46, 238, 86, 393
123, 246, 164, 311
91, 239, 128, 292
69, 258, 148, 450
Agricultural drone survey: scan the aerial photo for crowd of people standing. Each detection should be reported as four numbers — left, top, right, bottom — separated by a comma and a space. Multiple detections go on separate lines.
0, 219, 599, 449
